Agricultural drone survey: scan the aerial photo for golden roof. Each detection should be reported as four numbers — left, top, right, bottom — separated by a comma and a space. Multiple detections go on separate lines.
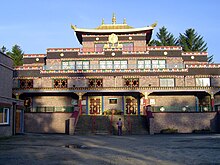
71, 14, 157, 33
95, 24, 133, 30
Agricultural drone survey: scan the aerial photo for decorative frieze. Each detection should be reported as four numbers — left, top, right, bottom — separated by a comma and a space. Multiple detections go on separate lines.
147, 46, 182, 51
47, 48, 80, 52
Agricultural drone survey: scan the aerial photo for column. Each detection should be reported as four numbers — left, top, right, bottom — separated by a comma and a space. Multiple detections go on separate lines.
211, 92, 215, 111
76, 92, 85, 115
15, 93, 20, 100
86, 96, 89, 115
137, 95, 140, 116
102, 96, 104, 115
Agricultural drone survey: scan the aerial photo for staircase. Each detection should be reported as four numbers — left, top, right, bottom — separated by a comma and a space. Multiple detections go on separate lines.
74, 115, 149, 135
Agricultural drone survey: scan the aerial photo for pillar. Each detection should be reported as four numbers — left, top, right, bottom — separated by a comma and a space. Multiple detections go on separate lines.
15, 93, 20, 99
137, 95, 140, 116
75, 92, 85, 115
211, 92, 215, 111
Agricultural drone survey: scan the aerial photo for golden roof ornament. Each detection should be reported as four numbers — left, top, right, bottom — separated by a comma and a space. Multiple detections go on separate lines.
151, 22, 157, 28
112, 13, 116, 24
123, 18, 126, 24
102, 18, 104, 25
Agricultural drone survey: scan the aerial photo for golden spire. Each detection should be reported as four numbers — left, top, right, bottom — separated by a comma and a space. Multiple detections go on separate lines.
102, 18, 104, 25
112, 13, 116, 24
151, 21, 158, 28
123, 18, 126, 24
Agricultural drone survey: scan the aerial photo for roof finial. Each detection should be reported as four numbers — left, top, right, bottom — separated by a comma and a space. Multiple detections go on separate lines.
102, 18, 104, 25
112, 13, 116, 24
123, 18, 126, 24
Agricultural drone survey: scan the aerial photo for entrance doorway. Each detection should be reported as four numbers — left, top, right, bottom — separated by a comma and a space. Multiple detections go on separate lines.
89, 97, 102, 115
15, 109, 24, 134
125, 96, 138, 115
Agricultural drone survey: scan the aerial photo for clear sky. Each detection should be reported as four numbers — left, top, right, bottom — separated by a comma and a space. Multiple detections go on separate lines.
0, 0, 220, 62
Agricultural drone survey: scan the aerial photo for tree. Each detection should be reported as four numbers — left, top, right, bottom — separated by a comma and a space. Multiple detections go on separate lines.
178, 28, 207, 52
207, 55, 214, 63
7, 45, 24, 66
149, 26, 178, 46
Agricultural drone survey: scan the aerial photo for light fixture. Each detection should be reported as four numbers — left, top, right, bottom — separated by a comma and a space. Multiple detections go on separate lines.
60, 53, 64, 57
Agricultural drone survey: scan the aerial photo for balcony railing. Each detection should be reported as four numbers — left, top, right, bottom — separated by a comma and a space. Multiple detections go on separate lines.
151, 105, 213, 112
43, 63, 185, 71
30, 106, 75, 113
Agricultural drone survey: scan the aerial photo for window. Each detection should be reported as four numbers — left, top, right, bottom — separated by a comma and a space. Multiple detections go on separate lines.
152, 60, 166, 69
137, 60, 151, 69
109, 98, 118, 104
88, 79, 103, 87
95, 44, 104, 52
124, 78, 139, 87
62, 61, 89, 70
53, 79, 68, 88
122, 42, 133, 51
137, 60, 166, 69
62, 61, 75, 69
196, 78, 210, 87
19, 79, 33, 89
99, 60, 127, 69
160, 78, 175, 87
0, 108, 9, 125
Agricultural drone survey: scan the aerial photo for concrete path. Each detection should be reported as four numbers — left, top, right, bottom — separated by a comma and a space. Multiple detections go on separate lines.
0, 133, 220, 165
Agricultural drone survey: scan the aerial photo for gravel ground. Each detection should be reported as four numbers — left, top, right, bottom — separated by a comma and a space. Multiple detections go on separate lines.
0, 133, 220, 165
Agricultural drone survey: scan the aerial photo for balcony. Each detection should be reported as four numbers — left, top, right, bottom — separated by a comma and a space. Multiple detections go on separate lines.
43, 63, 185, 71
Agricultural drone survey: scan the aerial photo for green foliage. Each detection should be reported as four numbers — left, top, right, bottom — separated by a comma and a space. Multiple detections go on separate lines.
103, 109, 123, 115
178, 28, 208, 52
207, 55, 214, 63
160, 128, 178, 134
149, 26, 178, 46
7, 45, 24, 66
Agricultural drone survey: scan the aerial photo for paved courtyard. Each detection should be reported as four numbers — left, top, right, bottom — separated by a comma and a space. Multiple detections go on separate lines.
0, 133, 220, 165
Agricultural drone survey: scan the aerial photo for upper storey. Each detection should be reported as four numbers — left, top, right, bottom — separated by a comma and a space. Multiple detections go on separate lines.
71, 14, 157, 52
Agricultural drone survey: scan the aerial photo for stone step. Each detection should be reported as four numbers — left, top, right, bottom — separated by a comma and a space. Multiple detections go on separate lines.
74, 115, 149, 135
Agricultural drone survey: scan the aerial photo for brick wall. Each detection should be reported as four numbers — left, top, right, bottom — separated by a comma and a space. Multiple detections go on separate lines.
32, 96, 73, 108
185, 76, 195, 86
24, 113, 72, 133
140, 76, 159, 87
33, 78, 42, 88
104, 96, 123, 111
166, 57, 183, 66
103, 77, 115, 87
0, 55, 13, 98
41, 78, 53, 88
211, 77, 220, 87
148, 95, 196, 107
68, 78, 88, 88
175, 77, 184, 86
150, 112, 218, 133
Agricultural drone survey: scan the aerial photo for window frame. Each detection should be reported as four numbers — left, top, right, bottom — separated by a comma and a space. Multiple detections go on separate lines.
160, 78, 175, 87
62, 60, 90, 70
0, 108, 10, 125
99, 60, 128, 69
195, 78, 210, 87
137, 59, 166, 69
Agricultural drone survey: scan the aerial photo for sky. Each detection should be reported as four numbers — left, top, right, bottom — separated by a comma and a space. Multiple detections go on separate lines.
0, 0, 220, 62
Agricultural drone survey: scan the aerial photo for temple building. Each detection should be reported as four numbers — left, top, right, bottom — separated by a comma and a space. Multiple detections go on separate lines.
13, 14, 220, 134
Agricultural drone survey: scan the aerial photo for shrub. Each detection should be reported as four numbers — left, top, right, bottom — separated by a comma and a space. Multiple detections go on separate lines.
160, 128, 178, 134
